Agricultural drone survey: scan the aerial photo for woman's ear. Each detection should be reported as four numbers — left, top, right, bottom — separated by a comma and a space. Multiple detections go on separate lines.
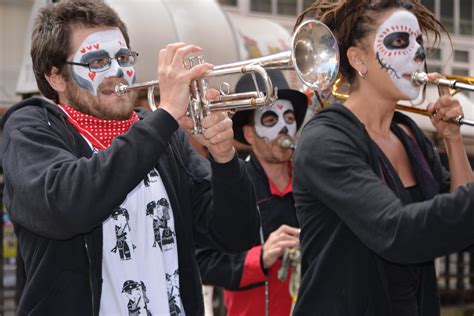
44, 66, 67, 93
242, 124, 255, 146
347, 46, 368, 75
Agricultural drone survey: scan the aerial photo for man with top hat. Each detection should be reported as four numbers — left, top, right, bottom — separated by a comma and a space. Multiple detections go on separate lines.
196, 70, 307, 316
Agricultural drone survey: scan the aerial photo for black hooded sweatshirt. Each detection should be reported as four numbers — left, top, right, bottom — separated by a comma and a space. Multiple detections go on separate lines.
1, 97, 259, 316
293, 103, 474, 315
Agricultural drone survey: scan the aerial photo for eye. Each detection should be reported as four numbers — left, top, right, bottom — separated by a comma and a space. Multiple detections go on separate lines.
89, 57, 110, 70
392, 37, 407, 47
283, 110, 295, 124
260, 111, 278, 127
383, 32, 410, 49
117, 53, 132, 66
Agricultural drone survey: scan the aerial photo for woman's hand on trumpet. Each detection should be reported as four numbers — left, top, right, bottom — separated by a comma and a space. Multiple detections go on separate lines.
157, 42, 213, 121
427, 73, 464, 141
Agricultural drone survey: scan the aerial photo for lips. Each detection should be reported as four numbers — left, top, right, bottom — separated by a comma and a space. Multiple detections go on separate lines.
100, 88, 115, 95
402, 70, 423, 86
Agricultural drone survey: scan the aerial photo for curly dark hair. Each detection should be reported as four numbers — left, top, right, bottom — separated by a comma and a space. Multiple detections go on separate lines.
31, 0, 130, 103
296, 0, 448, 85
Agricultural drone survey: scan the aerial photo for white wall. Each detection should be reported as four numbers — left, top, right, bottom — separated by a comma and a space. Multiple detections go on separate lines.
0, 0, 33, 106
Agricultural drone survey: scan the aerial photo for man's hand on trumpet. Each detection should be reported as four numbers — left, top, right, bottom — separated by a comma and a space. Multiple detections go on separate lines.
179, 89, 236, 164
156, 42, 235, 163
262, 224, 300, 270
157, 42, 213, 121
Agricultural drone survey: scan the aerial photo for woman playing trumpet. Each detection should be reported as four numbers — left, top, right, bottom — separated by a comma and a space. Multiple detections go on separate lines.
293, 0, 474, 315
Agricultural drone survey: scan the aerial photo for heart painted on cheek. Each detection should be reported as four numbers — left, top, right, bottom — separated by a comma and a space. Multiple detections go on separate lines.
126, 70, 134, 77
88, 72, 96, 81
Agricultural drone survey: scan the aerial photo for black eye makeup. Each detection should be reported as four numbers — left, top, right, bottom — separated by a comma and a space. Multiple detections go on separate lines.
416, 34, 423, 47
80, 50, 110, 64
383, 32, 410, 49
260, 111, 278, 127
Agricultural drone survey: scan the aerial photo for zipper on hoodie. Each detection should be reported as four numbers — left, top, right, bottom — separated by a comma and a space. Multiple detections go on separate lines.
84, 237, 96, 316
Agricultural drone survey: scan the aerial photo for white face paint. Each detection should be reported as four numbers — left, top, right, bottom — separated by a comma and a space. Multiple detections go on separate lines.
70, 28, 135, 95
254, 99, 296, 142
373, 11, 426, 100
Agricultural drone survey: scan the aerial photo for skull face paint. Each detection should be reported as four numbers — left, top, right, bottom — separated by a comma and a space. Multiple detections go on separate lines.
374, 10, 426, 100
70, 28, 135, 95
254, 99, 296, 142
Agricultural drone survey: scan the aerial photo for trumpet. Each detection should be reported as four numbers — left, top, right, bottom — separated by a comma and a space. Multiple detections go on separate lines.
332, 76, 474, 127
115, 19, 339, 134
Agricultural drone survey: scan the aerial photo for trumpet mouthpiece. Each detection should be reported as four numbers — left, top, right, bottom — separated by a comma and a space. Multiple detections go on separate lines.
411, 71, 428, 86
115, 83, 128, 95
277, 138, 296, 150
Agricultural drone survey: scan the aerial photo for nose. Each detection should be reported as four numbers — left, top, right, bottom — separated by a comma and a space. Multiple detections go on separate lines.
414, 46, 426, 63
108, 59, 124, 78
279, 126, 289, 135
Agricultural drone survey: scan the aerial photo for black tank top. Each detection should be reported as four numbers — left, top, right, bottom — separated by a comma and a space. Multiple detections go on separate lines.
383, 184, 424, 316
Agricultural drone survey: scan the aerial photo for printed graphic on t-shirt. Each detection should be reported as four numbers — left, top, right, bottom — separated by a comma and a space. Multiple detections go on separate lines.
121, 280, 152, 316
110, 207, 136, 260
144, 169, 159, 187
166, 269, 182, 316
145, 198, 175, 251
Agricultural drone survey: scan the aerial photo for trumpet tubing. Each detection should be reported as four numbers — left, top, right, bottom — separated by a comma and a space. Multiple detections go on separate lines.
115, 19, 340, 134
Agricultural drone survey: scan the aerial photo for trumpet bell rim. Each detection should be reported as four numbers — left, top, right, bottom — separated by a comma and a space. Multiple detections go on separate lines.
291, 19, 340, 92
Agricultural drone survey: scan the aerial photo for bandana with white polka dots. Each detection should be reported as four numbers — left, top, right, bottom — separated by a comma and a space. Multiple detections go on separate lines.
57, 103, 139, 150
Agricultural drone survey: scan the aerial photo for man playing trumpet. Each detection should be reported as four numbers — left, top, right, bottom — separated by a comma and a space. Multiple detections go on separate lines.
1, 0, 260, 315
196, 70, 306, 316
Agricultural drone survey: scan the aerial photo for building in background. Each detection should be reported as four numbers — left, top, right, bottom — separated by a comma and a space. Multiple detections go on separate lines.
218, 0, 473, 99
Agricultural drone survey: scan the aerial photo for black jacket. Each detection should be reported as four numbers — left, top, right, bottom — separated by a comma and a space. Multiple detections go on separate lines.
1, 97, 259, 316
293, 103, 474, 315
196, 154, 298, 290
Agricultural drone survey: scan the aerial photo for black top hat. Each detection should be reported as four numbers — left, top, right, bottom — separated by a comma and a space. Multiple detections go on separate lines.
122, 280, 140, 292
157, 198, 169, 208
111, 207, 128, 218
232, 70, 308, 145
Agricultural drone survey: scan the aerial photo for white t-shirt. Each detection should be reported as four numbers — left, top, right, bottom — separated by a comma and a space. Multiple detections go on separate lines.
99, 168, 185, 316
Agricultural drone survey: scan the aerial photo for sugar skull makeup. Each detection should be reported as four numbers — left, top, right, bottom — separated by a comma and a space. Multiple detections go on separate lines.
254, 99, 296, 142
374, 11, 426, 100
69, 28, 136, 95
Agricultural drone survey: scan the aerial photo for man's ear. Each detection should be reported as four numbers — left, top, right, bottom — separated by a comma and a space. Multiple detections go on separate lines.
347, 46, 368, 75
242, 125, 255, 146
44, 66, 67, 93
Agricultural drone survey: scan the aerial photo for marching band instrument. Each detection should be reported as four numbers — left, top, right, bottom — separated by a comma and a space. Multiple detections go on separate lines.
116, 19, 340, 134
411, 72, 474, 93
277, 247, 301, 315
277, 137, 297, 150
331, 77, 474, 127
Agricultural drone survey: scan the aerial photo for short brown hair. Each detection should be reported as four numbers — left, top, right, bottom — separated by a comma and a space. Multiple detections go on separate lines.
296, 0, 447, 85
31, 0, 130, 103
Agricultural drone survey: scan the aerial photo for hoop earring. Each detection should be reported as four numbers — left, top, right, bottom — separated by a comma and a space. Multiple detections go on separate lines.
357, 69, 367, 80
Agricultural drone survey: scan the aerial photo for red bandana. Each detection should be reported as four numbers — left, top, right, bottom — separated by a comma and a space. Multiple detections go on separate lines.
57, 104, 139, 150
